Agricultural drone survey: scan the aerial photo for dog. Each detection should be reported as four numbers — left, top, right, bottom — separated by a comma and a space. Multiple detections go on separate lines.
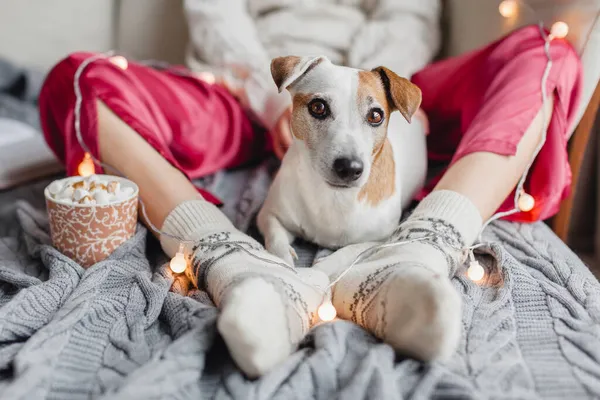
258, 56, 427, 266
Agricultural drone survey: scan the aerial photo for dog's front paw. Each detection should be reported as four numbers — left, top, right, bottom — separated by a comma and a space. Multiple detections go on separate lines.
265, 240, 297, 267
312, 242, 377, 278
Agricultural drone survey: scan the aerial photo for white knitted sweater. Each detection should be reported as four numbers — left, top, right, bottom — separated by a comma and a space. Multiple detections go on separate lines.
184, 0, 441, 130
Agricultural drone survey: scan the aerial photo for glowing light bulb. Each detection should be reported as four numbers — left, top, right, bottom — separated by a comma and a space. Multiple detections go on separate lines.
467, 260, 485, 282
78, 153, 95, 177
317, 301, 337, 322
170, 244, 188, 274
518, 192, 535, 212
551, 21, 569, 39
498, 0, 517, 18
109, 56, 129, 70
196, 71, 216, 84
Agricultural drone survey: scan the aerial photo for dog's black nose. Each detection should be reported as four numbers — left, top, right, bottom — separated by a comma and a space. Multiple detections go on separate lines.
333, 157, 364, 181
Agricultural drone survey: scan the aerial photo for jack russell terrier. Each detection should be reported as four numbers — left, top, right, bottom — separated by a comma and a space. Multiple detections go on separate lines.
258, 55, 427, 265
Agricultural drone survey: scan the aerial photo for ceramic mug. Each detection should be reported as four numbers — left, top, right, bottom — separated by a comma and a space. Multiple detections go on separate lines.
45, 175, 139, 267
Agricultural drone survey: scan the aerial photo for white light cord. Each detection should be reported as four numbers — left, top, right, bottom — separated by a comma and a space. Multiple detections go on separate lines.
73, 52, 114, 156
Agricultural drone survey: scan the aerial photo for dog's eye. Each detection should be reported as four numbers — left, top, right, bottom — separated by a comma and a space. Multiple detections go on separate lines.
308, 100, 329, 119
367, 109, 384, 126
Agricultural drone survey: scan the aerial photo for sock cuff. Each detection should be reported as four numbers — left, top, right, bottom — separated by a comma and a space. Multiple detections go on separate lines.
160, 200, 234, 257
410, 190, 483, 246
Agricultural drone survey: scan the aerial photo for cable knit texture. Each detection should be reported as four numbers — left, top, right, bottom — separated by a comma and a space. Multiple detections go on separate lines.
1, 174, 600, 399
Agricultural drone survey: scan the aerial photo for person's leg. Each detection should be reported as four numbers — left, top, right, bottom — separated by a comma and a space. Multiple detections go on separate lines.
40, 53, 271, 183
96, 100, 201, 229
413, 25, 582, 222
39, 53, 328, 377
316, 26, 582, 361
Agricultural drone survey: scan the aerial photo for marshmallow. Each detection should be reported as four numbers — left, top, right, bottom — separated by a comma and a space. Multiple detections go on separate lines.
116, 193, 129, 203
72, 180, 88, 190
56, 186, 74, 201
93, 190, 110, 205
122, 187, 134, 198
49, 177, 134, 206
78, 195, 94, 205
48, 181, 64, 196
73, 188, 90, 202
107, 181, 120, 194
90, 181, 107, 192
85, 175, 101, 184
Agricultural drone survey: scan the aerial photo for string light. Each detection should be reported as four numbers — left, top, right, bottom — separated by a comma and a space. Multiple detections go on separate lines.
498, 3, 570, 39
317, 300, 337, 322
196, 71, 216, 84
464, 247, 486, 282
551, 21, 569, 39
467, 260, 485, 282
170, 243, 188, 274
109, 56, 129, 70
78, 153, 95, 177
517, 192, 536, 212
499, 0, 518, 18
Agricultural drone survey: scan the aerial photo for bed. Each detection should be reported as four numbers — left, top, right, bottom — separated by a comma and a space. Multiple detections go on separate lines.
1, 1, 600, 399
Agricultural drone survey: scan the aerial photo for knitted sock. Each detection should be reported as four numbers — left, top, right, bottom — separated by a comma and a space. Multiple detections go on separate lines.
160, 200, 328, 377
315, 190, 482, 360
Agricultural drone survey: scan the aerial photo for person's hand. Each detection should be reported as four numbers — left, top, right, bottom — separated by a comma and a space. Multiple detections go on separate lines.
197, 71, 293, 159
270, 107, 293, 160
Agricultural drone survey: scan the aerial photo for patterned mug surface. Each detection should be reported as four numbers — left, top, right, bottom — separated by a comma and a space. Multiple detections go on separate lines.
45, 176, 139, 268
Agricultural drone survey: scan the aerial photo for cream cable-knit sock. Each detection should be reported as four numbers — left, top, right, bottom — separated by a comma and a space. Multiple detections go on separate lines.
315, 190, 482, 361
160, 200, 328, 377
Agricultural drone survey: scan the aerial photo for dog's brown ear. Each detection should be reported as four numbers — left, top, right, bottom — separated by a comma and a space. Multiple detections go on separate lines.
372, 66, 422, 123
271, 56, 326, 93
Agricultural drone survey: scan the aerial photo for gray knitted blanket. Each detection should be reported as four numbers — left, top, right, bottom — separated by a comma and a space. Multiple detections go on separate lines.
1, 163, 600, 400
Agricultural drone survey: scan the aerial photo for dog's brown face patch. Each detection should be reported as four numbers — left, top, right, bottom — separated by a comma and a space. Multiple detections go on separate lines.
371, 66, 422, 123
357, 71, 391, 119
291, 94, 312, 141
358, 138, 395, 206
356, 71, 395, 206
357, 71, 391, 155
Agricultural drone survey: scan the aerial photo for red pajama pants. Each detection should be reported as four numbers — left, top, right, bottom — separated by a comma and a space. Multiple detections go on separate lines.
40, 26, 582, 223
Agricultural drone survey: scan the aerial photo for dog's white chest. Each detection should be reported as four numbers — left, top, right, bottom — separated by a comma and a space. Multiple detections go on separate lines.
300, 189, 402, 248
267, 150, 403, 249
